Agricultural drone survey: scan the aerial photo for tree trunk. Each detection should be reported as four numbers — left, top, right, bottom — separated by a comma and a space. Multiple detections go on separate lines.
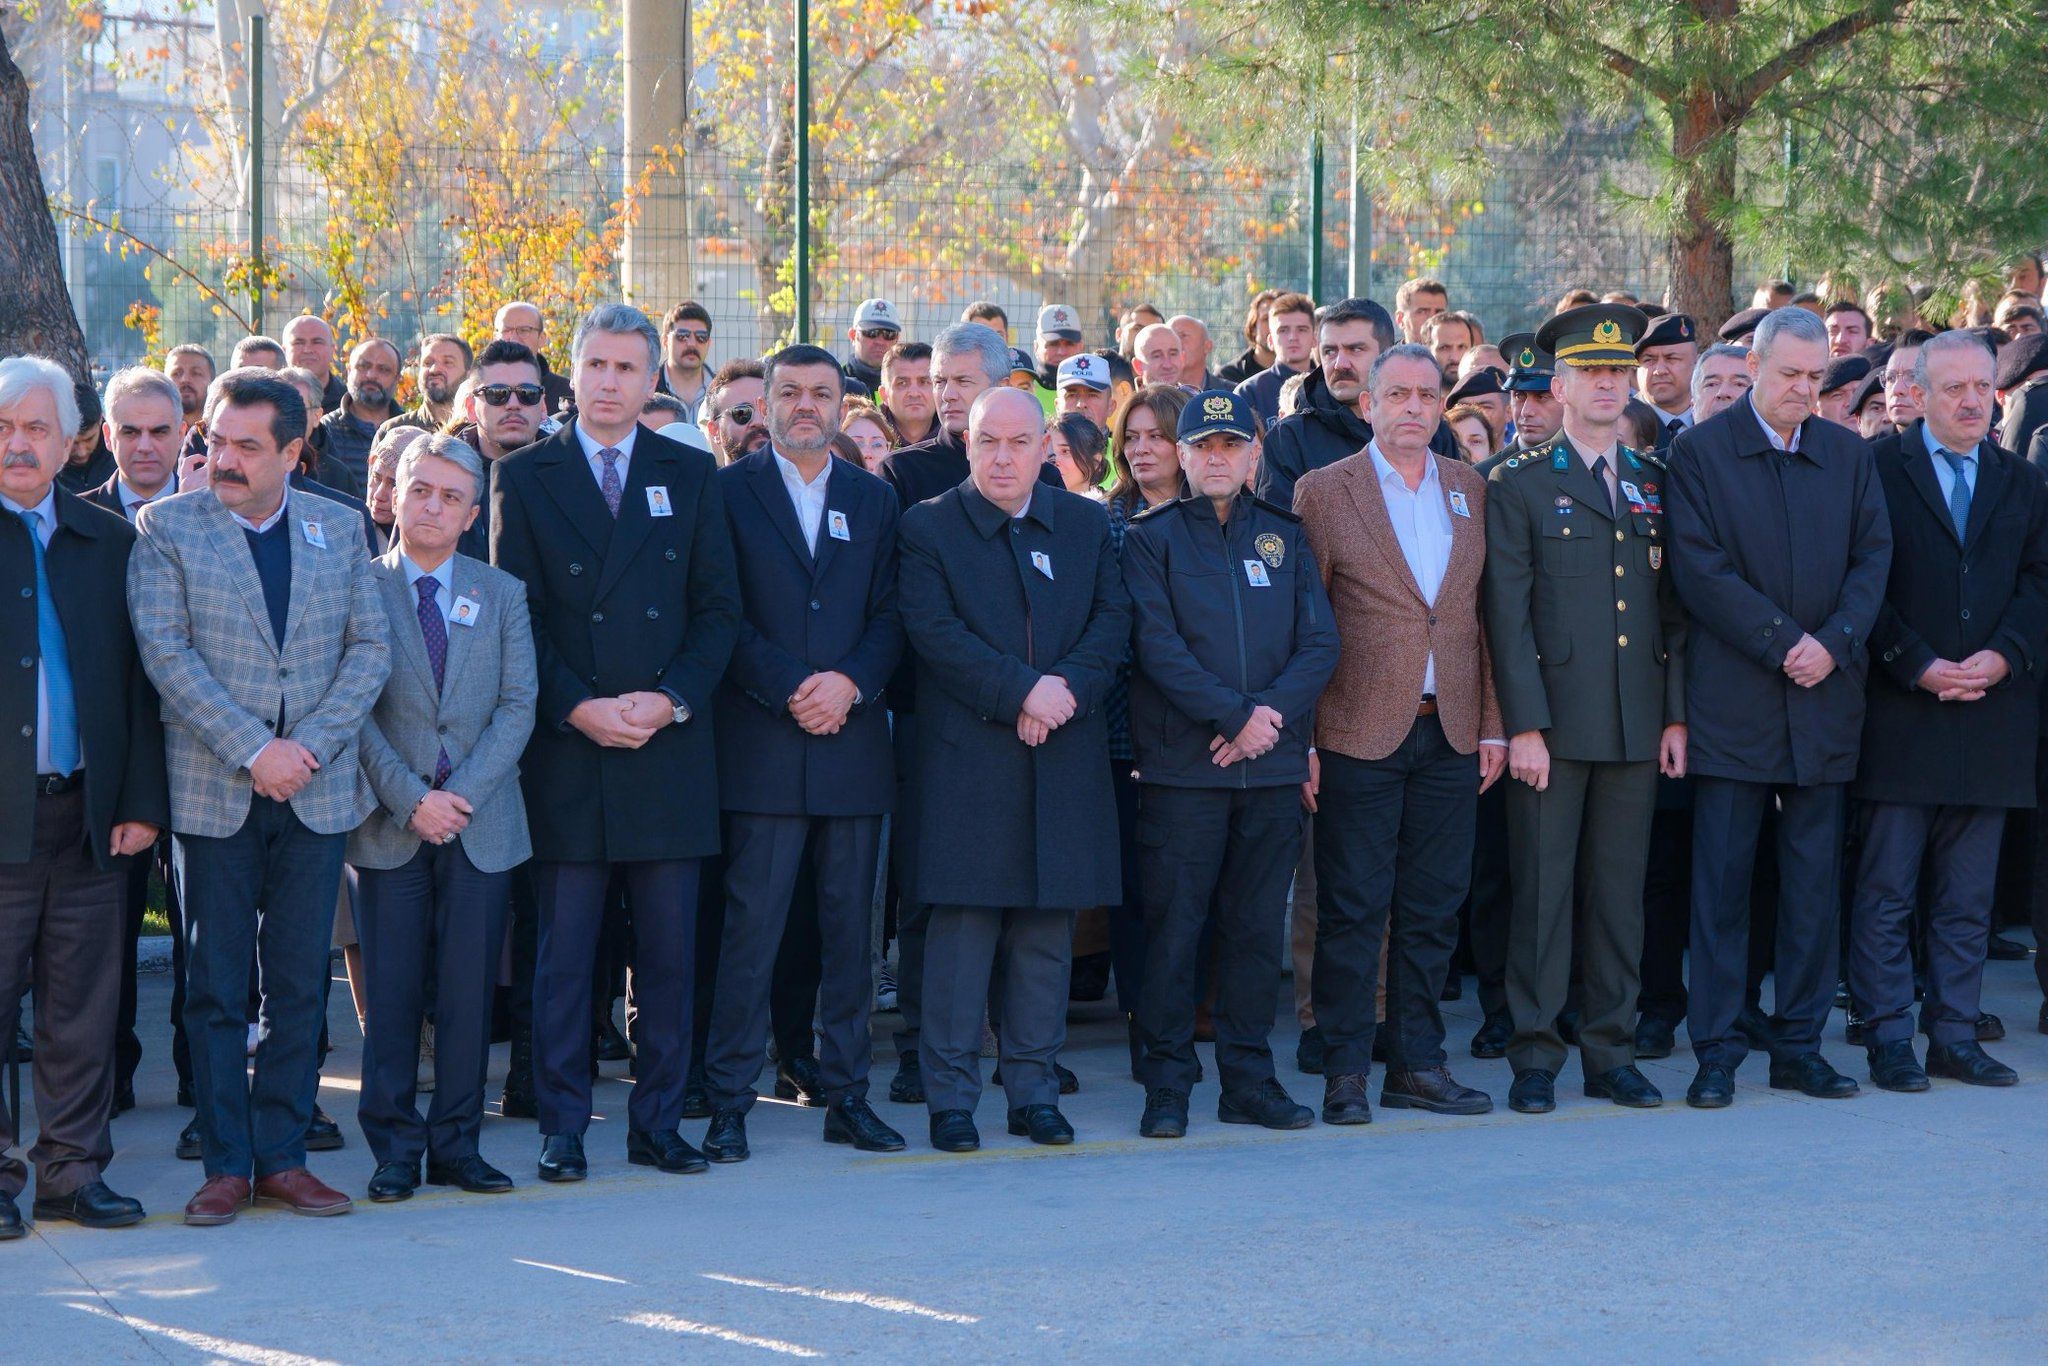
0, 23, 88, 378
1666, 88, 1736, 330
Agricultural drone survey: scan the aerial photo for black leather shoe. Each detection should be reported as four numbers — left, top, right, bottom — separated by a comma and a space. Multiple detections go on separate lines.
1833, 979, 1852, 1009
1508, 1069, 1556, 1114
629, 1127, 709, 1173
1295, 1025, 1326, 1074
702, 1110, 750, 1163
1976, 1012, 2006, 1043
1866, 1040, 1930, 1092
679, 1065, 711, 1121
0, 1193, 21, 1240
113, 1084, 137, 1117
367, 1160, 420, 1203
427, 1154, 514, 1193
1734, 1004, 1777, 1050
1634, 1017, 1676, 1060
176, 1118, 203, 1161
305, 1105, 345, 1152
1687, 1063, 1735, 1109
888, 1051, 925, 1105
1139, 1087, 1188, 1138
32, 1180, 145, 1228
537, 1133, 587, 1182
1926, 1040, 2019, 1087
1381, 1065, 1492, 1115
1555, 1011, 1580, 1047
2038, 1001, 2048, 1036
1585, 1065, 1663, 1108
1987, 932, 2031, 961
175, 1081, 196, 1108
595, 1017, 632, 1062
1217, 1078, 1314, 1130
929, 1108, 979, 1152
1006, 1104, 1074, 1145
774, 1056, 825, 1106
1056, 1063, 1079, 1096
1768, 1051, 1859, 1098
1321, 1072, 1372, 1125
1844, 1007, 1869, 1046
1439, 973, 1464, 1002
499, 1086, 539, 1120
1369, 1035, 1388, 1065
1469, 1010, 1512, 1060
823, 1098, 905, 1151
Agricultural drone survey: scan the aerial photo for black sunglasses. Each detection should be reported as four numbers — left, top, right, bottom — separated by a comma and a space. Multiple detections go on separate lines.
858, 328, 900, 341
721, 404, 758, 425
669, 328, 711, 343
479, 383, 545, 407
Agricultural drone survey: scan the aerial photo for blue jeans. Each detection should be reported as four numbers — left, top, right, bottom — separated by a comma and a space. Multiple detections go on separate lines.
173, 800, 345, 1179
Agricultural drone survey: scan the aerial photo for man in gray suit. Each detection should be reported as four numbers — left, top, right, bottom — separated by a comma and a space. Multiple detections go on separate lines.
348, 434, 535, 1203
128, 369, 391, 1227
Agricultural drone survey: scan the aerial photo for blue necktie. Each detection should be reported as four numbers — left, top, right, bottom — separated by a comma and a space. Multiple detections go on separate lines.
415, 576, 452, 786
1937, 448, 1972, 539
21, 509, 80, 775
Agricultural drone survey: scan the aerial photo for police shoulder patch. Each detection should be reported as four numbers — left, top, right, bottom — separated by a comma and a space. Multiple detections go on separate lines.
1254, 531, 1287, 568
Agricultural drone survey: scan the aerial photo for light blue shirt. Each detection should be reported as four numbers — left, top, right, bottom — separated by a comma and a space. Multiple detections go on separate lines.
1922, 423, 1980, 503
2, 487, 62, 774
1747, 394, 1802, 454
1369, 441, 1453, 697
401, 554, 456, 623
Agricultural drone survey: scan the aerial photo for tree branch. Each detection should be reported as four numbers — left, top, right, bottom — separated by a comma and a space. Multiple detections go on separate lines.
1735, 0, 1910, 111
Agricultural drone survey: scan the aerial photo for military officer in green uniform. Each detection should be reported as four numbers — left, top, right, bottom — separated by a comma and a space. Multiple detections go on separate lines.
1476, 334, 1563, 479
1482, 303, 1688, 1115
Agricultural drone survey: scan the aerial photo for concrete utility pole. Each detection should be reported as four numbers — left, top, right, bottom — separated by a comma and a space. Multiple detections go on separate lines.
621, 0, 692, 307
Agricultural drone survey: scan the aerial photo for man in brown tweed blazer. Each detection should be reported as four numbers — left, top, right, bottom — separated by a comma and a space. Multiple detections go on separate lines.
1294, 343, 1505, 1127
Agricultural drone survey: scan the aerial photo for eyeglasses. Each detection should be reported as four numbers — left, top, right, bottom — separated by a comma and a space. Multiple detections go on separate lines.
720, 404, 757, 426
669, 328, 710, 343
858, 328, 900, 341
478, 383, 545, 407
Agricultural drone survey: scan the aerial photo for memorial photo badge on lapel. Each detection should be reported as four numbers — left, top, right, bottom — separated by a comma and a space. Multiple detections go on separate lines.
451, 595, 481, 627
1448, 490, 1472, 518
301, 519, 326, 549
1030, 550, 1054, 579
646, 486, 673, 517
1255, 533, 1285, 569
828, 510, 851, 541
1244, 560, 1271, 587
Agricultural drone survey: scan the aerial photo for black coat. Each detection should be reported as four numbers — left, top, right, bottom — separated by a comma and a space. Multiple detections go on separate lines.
491, 422, 741, 861
1122, 493, 1337, 788
1256, 366, 1462, 511
714, 450, 901, 816
1217, 345, 1266, 386
0, 488, 168, 867
2000, 375, 2048, 462
1665, 398, 1892, 786
898, 480, 1130, 908
1858, 423, 2048, 807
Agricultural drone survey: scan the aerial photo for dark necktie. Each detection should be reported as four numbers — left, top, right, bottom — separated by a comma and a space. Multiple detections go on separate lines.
416, 576, 452, 785
1937, 448, 1971, 539
1591, 455, 1616, 514
598, 447, 623, 518
1665, 418, 1683, 443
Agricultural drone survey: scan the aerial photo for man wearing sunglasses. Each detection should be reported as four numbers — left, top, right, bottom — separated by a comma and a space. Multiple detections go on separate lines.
843, 299, 902, 395
703, 360, 769, 467
656, 303, 714, 423
452, 341, 551, 562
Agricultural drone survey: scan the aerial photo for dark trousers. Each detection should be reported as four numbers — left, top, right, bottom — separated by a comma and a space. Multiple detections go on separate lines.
1107, 759, 1147, 1014
888, 714, 931, 1055
704, 813, 881, 1113
0, 787, 125, 1199
1506, 759, 1656, 1077
173, 800, 345, 1179
351, 842, 511, 1165
114, 840, 192, 1098
532, 858, 697, 1134
1467, 778, 1511, 1016
1636, 806, 1694, 1024
1134, 784, 1302, 1094
1849, 802, 2004, 1049
1312, 717, 1477, 1075
921, 905, 1073, 1113
1687, 778, 1845, 1068
691, 853, 827, 1077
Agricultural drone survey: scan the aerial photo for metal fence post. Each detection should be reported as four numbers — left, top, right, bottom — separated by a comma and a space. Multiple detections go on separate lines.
247, 12, 266, 335
1308, 123, 1325, 302
1347, 87, 1371, 299
792, 0, 811, 345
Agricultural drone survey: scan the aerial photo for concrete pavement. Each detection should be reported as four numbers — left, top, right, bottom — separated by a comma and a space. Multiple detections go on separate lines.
5, 944, 2046, 1360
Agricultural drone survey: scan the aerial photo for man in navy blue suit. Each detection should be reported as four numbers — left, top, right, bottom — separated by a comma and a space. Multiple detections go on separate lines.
698, 345, 906, 1162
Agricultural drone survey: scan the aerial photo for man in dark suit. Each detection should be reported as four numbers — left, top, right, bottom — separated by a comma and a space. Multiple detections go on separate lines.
1854, 334, 2048, 1091
897, 387, 1130, 1152
129, 369, 391, 1225
1665, 306, 1892, 1109
698, 345, 905, 1163
0, 356, 169, 1237
490, 305, 742, 1183
348, 435, 537, 1201
874, 323, 1059, 1106
1633, 313, 1699, 451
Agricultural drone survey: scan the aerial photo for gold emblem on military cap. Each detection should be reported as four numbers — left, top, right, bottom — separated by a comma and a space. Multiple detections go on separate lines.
1593, 319, 1623, 345
1518, 348, 1536, 367
1255, 533, 1285, 568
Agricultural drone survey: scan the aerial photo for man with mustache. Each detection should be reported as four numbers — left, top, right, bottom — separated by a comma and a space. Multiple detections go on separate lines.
314, 339, 403, 492
379, 334, 473, 438
703, 360, 769, 466
656, 303, 715, 423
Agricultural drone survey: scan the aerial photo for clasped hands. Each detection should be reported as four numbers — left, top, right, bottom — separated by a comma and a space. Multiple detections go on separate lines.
1917, 649, 2009, 702
569, 691, 678, 749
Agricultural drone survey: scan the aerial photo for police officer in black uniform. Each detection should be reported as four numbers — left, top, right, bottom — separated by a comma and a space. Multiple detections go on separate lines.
1121, 392, 1341, 1138
1483, 304, 1689, 1115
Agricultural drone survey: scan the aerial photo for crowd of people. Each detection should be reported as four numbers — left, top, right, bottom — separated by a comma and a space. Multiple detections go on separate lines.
5, 252, 2048, 1235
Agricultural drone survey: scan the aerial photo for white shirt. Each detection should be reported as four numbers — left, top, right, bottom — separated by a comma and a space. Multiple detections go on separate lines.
228, 487, 290, 535
1369, 442, 1454, 697
1748, 394, 1802, 454
574, 421, 638, 493
116, 476, 165, 520
401, 554, 456, 623
773, 448, 831, 550
2, 488, 64, 774
1923, 423, 1980, 504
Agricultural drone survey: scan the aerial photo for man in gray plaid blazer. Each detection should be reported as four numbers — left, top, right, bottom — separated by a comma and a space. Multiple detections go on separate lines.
128, 369, 390, 1227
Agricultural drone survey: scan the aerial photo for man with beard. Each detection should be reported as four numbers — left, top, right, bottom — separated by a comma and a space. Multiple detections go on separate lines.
654, 303, 714, 423
284, 315, 345, 411
1256, 297, 1387, 511
878, 343, 936, 447
447, 341, 551, 561
703, 360, 768, 466
315, 339, 402, 492
163, 345, 215, 437
380, 334, 472, 439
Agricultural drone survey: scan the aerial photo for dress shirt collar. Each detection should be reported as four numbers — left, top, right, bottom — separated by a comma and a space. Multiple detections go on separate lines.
573, 420, 638, 466
772, 448, 831, 490
1651, 403, 1692, 427
400, 552, 455, 604
228, 486, 290, 535
116, 475, 164, 514
1, 486, 59, 544
1367, 440, 1440, 494
1746, 393, 1803, 454
1920, 420, 1979, 466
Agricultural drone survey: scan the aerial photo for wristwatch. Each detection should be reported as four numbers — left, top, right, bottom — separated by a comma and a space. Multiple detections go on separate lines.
661, 687, 691, 726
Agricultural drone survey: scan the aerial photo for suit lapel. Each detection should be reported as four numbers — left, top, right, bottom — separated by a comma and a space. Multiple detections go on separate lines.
747, 451, 816, 569
1342, 456, 1424, 604
1900, 440, 1960, 546
442, 556, 483, 697
199, 494, 282, 659
1438, 459, 1483, 588
811, 461, 852, 586
376, 551, 438, 695
1963, 445, 2007, 553
281, 496, 324, 651
594, 439, 663, 604
534, 424, 618, 559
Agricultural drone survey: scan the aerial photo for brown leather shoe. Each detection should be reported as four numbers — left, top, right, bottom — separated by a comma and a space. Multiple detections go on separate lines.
1380, 1064, 1494, 1115
253, 1168, 353, 1217
183, 1175, 252, 1226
